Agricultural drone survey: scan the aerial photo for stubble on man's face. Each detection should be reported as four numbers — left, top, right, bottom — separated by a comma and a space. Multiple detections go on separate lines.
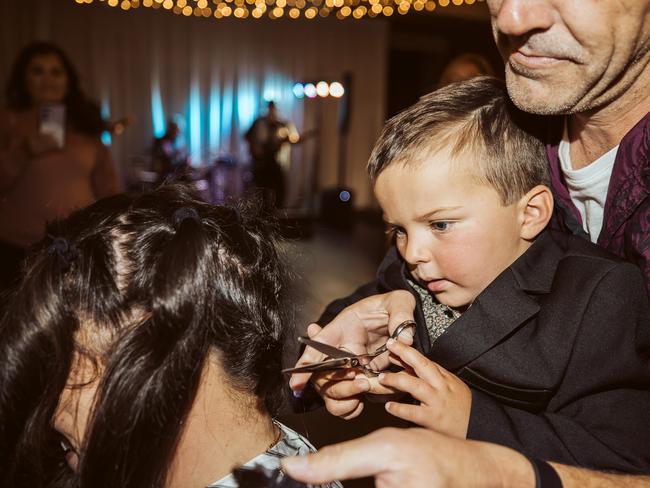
488, 0, 650, 116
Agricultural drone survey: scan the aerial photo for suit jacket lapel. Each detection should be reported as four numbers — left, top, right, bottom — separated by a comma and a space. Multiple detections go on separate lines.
428, 273, 540, 372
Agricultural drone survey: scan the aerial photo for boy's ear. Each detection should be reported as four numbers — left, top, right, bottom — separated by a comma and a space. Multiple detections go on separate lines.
518, 185, 553, 241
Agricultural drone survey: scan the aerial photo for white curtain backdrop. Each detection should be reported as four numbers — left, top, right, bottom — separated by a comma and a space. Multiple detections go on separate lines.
0, 0, 388, 208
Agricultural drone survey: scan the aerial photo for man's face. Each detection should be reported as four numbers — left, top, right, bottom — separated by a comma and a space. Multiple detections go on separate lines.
374, 152, 530, 309
487, 0, 650, 115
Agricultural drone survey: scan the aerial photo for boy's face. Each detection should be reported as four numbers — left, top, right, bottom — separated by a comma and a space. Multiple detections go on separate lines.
374, 152, 531, 309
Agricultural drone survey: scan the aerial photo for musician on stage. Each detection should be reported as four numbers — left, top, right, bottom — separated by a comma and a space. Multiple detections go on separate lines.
245, 101, 298, 207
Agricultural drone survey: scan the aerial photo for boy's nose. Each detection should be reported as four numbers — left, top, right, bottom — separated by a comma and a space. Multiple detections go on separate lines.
403, 238, 431, 266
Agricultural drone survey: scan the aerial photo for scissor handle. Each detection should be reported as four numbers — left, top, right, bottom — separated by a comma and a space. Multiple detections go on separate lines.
391, 320, 416, 341
370, 320, 417, 356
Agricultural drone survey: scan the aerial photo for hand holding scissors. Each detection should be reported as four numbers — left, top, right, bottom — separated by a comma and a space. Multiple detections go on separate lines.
282, 320, 416, 376
288, 291, 417, 420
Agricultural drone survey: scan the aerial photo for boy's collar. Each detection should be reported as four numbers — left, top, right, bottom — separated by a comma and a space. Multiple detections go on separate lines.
507, 230, 564, 295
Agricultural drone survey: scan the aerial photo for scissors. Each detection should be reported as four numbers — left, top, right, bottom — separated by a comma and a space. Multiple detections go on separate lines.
282, 320, 416, 377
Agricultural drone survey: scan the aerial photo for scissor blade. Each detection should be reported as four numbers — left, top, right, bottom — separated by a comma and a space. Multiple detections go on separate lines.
282, 357, 350, 374
298, 336, 352, 359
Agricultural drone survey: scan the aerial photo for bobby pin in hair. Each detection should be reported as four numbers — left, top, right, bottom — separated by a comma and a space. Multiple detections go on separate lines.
172, 207, 201, 228
47, 236, 79, 271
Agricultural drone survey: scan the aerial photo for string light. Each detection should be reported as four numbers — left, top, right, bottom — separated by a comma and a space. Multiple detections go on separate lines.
293, 80, 345, 99
78, 0, 481, 20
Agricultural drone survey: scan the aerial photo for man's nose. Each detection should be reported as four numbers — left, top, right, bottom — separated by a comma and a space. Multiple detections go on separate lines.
489, 0, 555, 38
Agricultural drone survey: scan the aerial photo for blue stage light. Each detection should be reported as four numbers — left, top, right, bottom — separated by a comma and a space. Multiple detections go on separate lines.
151, 78, 166, 138
189, 79, 202, 166
339, 190, 351, 202
292, 82, 305, 98
209, 82, 221, 153
101, 99, 112, 146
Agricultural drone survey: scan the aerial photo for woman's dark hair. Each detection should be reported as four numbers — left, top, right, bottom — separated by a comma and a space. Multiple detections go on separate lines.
0, 184, 290, 487
5, 41, 106, 136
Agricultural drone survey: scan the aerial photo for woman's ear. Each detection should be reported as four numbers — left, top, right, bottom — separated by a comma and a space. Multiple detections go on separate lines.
518, 185, 554, 241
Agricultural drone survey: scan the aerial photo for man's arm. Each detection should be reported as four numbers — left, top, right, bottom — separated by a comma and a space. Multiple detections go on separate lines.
553, 463, 650, 488
281, 427, 650, 488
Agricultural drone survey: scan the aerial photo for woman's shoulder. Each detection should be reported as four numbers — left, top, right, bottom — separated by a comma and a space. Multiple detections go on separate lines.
206, 420, 342, 488
271, 420, 318, 456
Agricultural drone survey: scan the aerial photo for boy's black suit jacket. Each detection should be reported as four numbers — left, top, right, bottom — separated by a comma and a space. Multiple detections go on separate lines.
319, 230, 650, 473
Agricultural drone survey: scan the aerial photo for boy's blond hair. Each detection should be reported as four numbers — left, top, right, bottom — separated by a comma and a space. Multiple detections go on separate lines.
368, 76, 549, 205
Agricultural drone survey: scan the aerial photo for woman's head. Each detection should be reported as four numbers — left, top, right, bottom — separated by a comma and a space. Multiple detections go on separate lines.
0, 184, 290, 487
5, 42, 105, 135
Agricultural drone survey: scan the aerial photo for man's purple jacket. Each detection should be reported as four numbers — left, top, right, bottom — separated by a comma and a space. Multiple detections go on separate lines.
547, 112, 650, 297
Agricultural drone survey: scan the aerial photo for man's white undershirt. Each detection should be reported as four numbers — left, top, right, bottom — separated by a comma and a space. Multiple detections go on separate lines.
558, 121, 618, 243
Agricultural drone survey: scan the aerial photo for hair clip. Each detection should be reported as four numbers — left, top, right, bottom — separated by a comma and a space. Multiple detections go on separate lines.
48, 237, 79, 271
172, 207, 201, 229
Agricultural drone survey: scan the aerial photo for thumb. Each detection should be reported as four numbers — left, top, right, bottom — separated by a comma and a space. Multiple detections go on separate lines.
288, 323, 325, 391
281, 431, 391, 484
385, 290, 416, 345
307, 322, 322, 338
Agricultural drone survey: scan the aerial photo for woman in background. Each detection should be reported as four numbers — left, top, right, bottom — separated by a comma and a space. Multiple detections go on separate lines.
0, 185, 335, 488
0, 41, 121, 294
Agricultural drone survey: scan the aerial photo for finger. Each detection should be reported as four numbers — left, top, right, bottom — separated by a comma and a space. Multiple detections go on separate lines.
365, 374, 403, 396
314, 376, 370, 400
323, 396, 364, 418
386, 339, 443, 385
378, 371, 436, 404
289, 355, 324, 391
366, 351, 392, 373
385, 401, 430, 427
288, 324, 328, 391
293, 368, 355, 397
384, 290, 417, 345
387, 352, 410, 370
281, 429, 396, 483
307, 322, 322, 338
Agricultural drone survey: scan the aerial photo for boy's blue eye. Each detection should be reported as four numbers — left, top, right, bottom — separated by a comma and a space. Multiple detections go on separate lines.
431, 221, 452, 232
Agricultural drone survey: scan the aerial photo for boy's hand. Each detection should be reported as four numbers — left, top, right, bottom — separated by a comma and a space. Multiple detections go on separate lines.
296, 323, 408, 420
289, 291, 416, 419
378, 339, 472, 438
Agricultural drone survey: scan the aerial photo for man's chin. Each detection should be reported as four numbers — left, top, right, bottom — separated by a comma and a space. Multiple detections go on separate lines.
504, 68, 582, 115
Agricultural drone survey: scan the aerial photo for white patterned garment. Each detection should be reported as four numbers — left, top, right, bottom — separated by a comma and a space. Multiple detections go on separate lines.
207, 420, 343, 488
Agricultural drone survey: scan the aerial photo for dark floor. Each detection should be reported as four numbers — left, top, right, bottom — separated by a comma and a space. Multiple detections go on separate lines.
277, 221, 409, 488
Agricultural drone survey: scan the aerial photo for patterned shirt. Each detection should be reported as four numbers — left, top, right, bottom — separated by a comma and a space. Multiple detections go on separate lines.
407, 279, 461, 343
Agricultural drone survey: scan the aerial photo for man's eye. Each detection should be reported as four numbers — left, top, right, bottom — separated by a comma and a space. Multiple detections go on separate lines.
431, 221, 452, 232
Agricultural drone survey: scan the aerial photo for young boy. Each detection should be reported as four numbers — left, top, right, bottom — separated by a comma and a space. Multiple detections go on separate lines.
293, 77, 650, 473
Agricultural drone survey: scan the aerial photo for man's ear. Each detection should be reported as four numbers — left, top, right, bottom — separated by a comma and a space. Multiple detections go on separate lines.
518, 185, 553, 241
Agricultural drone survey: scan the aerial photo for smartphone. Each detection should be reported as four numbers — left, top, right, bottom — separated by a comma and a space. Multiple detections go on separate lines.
39, 104, 66, 148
